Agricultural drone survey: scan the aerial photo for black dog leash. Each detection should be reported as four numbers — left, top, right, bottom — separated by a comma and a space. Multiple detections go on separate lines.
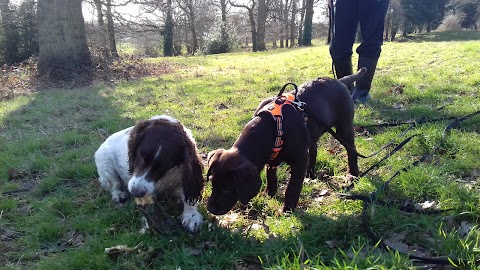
277, 83, 410, 160
341, 111, 480, 266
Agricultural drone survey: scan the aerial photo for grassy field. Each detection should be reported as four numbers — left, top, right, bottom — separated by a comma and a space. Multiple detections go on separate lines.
1, 31, 480, 269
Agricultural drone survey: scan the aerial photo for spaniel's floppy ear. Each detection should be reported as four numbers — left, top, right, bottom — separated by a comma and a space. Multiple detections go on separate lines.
233, 161, 261, 205
206, 149, 225, 181
127, 120, 151, 174
182, 148, 205, 203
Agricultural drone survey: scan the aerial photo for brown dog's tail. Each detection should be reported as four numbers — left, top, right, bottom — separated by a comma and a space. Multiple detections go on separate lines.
338, 67, 367, 87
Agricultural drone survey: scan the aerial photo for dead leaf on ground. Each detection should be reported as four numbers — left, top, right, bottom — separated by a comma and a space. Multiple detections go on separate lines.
217, 212, 240, 228
185, 247, 201, 256
383, 239, 409, 253
235, 257, 262, 270
216, 103, 228, 110
392, 102, 406, 111
185, 241, 218, 256
458, 221, 474, 238
105, 244, 140, 258
388, 86, 404, 95
414, 201, 437, 211
64, 231, 84, 248
409, 244, 431, 258
0, 226, 23, 241
346, 247, 368, 259
325, 240, 337, 249
313, 189, 332, 203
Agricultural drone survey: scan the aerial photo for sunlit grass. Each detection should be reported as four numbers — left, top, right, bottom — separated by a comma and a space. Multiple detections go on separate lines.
1, 31, 480, 269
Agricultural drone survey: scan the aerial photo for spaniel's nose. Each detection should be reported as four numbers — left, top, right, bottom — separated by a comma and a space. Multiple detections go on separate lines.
130, 187, 147, 198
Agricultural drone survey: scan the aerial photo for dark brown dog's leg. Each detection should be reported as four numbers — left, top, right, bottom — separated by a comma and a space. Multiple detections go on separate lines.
283, 157, 309, 212
306, 122, 322, 179
264, 165, 278, 196
307, 142, 317, 179
337, 123, 359, 176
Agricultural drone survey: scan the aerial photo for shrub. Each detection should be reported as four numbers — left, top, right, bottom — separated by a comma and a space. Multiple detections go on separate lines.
203, 20, 237, 55
437, 12, 464, 31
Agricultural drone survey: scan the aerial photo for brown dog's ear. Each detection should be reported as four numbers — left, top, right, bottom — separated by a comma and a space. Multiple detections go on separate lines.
127, 120, 151, 174
207, 149, 224, 167
233, 162, 261, 205
206, 149, 225, 181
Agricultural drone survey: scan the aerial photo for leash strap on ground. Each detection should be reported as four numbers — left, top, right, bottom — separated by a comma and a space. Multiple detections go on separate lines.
339, 110, 480, 265
303, 104, 409, 159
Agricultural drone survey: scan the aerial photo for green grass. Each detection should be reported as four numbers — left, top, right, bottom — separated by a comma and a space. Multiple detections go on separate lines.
1, 31, 480, 269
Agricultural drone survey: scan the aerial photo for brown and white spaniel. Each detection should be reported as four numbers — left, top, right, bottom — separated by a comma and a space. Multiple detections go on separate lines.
94, 115, 204, 232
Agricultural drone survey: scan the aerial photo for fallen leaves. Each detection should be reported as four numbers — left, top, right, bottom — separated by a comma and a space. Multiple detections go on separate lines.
414, 201, 437, 211
184, 241, 217, 256
387, 85, 404, 95
458, 221, 474, 238
216, 212, 241, 228
313, 189, 332, 203
105, 244, 141, 258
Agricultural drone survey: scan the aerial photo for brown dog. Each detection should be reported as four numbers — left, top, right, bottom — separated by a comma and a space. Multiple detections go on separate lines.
206, 69, 366, 215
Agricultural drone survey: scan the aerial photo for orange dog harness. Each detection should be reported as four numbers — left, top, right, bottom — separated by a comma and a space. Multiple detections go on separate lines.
258, 93, 305, 163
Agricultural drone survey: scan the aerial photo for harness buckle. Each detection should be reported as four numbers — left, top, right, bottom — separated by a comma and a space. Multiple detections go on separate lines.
291, 100, 306, 111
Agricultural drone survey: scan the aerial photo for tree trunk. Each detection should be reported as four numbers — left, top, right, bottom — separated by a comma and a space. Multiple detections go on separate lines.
248, 8, 257, 52
105, 0, 118, 57
188, 9, 198, 54
384, 12, 390, 42
220, 0, 227, 23
230, 1, 257, 52
163, 0, 174, 56
279, 0, 284, 48
283, 0, 289, 48
302, 0, 313, 46
37, 0, 92, 81
289, 0, 296, 47
326, 1, 332, 44
390, 27, 397, 41
94, 0, 109, 58
297, 0, 305, 45
256, 0, 267, 51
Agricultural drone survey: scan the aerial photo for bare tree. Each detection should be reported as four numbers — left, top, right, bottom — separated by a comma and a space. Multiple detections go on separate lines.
94, 0, 109, 57
177, 0, 199, 54
105, 0, 118, 57
256, 0, 267, 51
230, 0, 257, 51
0, 0, 20, 64
164, 0, 174, 56
297, 0, 305, 45
289, 0, 296, 47
38, 0, 92, 80
282, 0, 290, 47
301, 0, 313, 45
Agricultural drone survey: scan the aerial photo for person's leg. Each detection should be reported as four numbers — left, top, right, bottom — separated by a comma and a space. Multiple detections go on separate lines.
329, 0, 359, 91
352, 0, 389, 103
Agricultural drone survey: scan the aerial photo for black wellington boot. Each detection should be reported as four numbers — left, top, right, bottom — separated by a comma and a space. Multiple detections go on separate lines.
333, 56, 353, 92
352, 57, 379, 103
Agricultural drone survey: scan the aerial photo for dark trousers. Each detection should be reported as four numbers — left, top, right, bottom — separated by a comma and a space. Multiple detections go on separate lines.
329, 0, 389, 60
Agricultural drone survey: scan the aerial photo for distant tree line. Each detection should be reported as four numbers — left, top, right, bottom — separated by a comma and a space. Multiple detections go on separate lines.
384, 0, 479, 41
0, 0, 38, 65
0, 0, 478, 81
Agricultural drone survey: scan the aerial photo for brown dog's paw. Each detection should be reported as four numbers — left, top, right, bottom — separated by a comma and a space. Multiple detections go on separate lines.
306, 169, 316, 179
281, 205, 295, 214
262, 188, 277, 197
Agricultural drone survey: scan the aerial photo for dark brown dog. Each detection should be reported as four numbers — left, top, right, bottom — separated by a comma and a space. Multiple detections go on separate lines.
207, 69, 366, 215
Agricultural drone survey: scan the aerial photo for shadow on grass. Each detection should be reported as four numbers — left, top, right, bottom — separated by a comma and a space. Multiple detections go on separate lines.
0, 84, 133, 267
